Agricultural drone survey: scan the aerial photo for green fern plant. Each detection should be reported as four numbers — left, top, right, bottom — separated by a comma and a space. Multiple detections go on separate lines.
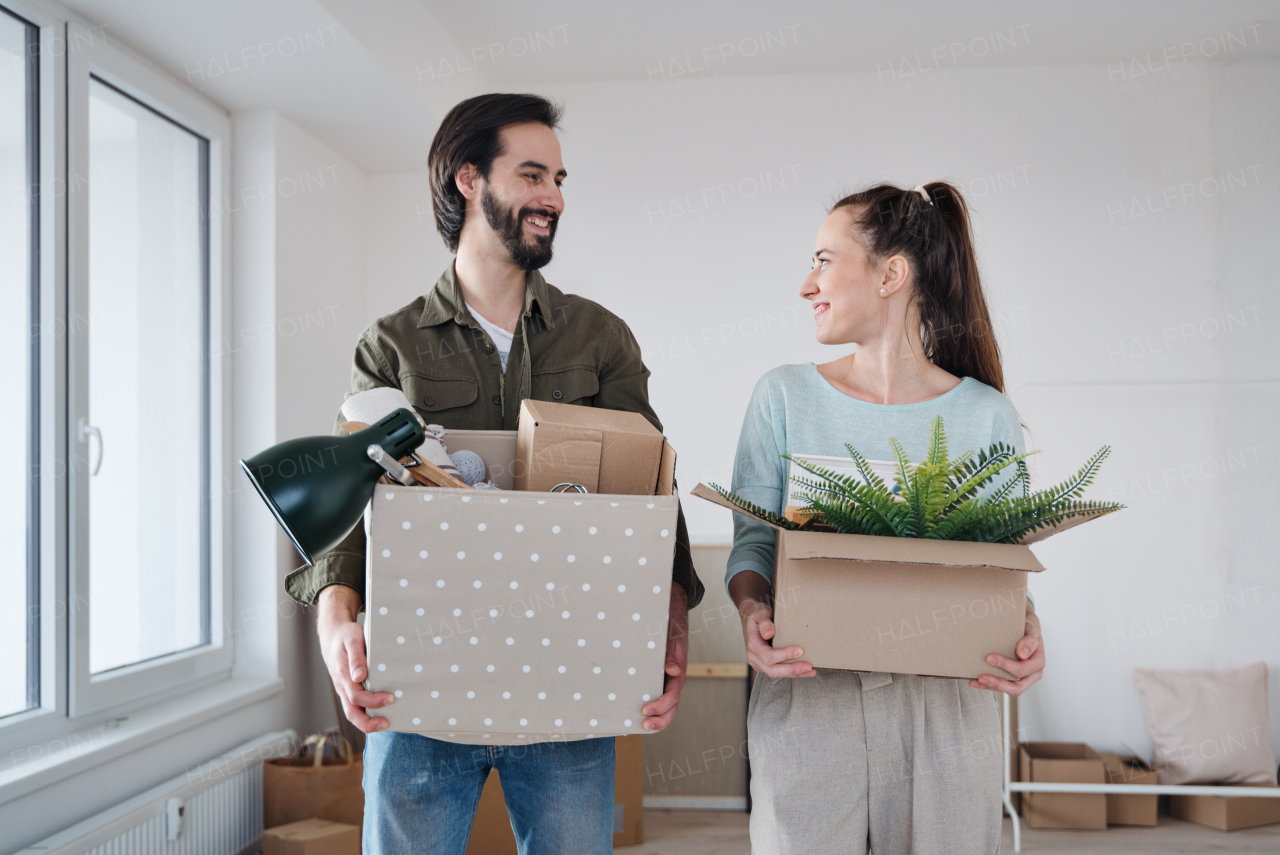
710, 415, 1122, 544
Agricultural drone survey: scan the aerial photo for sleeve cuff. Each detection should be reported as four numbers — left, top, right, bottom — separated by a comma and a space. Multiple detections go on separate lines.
725, 561, 773, 594
284, 550, 366, 607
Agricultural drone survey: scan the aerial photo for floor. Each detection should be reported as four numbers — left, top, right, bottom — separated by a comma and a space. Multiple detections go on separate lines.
616, 810, 1280, 854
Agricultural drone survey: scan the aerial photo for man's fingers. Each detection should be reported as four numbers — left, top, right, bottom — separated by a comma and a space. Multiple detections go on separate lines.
757, 618, 776, 641
1016, 633, 1041, 660
346, 686, 395, 709
642, 706, 678, 731
344, 636, 368, 683
340, 697, 389, 732
642, 687, 680, 719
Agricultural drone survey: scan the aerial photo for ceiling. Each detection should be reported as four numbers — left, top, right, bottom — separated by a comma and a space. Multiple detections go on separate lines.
60, 0, 1280, 172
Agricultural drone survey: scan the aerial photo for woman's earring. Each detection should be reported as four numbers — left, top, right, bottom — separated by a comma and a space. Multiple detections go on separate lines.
879, 288, 887, 296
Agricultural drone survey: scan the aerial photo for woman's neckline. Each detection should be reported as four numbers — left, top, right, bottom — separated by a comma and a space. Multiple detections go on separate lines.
806, 362, 974, 410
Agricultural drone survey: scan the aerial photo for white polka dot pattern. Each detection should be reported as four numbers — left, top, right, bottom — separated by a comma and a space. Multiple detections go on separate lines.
363, 484, 675, 744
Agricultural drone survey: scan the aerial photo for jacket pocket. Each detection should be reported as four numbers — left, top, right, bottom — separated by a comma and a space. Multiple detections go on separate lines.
530, 366, 599, 406
401, 373, 478, 416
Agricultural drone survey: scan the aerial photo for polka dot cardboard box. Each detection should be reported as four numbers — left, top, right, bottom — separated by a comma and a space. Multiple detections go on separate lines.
363, 430, 679, 745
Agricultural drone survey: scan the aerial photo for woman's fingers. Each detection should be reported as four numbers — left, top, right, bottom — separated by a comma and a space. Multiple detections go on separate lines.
745, 636, 814, 677
759, 659, 817, 678
970, 668, 1041, 697
987, 646, 1046, 680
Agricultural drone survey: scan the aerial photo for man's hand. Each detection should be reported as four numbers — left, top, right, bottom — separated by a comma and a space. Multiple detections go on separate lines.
317, 585, 395, 733
970, 602, 1045, 697
641, 585, 689, 731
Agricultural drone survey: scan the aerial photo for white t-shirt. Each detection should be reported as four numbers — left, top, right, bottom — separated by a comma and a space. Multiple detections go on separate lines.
465, 303, 515, 372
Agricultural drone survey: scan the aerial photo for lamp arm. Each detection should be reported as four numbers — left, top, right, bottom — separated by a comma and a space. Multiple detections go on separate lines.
366, 444, 418, 487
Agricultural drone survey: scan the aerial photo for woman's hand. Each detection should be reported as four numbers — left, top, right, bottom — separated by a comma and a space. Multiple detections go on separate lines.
729, 571, 816, 679
970, 602, 1044, 697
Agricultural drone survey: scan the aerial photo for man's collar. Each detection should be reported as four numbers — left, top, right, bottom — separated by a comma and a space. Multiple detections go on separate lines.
417, 261, 553, 328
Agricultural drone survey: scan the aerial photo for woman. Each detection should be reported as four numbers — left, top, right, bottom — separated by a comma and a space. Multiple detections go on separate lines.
728, 183, 1045, 854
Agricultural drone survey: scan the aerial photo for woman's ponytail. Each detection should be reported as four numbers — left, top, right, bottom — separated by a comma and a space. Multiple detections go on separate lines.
832, 182, 1005, 393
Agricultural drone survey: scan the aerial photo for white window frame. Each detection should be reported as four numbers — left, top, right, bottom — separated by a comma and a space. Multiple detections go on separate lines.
0, 0, 234, 757
0, 0, 69, 752
66, 20, 232, 717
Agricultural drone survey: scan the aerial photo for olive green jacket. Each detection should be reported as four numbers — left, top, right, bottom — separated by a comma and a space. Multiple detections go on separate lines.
284, 264, 705, 610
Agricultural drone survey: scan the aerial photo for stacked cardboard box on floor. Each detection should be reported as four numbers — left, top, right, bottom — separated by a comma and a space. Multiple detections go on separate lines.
1018, 742, 1108, 829
1171, 782, 1280, 831
263, 818, 360, 855
1101, 752, 1158, 826
464, 735, 646, 852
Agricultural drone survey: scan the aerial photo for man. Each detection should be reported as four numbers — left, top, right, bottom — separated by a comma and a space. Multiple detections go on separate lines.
283, 93, 705, 854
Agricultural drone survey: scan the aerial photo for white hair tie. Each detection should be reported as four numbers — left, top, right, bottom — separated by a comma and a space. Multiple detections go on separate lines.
913, 185, 933, 205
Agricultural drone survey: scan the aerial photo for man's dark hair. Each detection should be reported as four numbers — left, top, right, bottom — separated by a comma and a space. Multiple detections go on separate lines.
427, 93, 563, 252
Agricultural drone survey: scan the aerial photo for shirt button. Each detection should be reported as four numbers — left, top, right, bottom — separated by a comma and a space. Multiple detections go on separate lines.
424, 396, 435, 407
484, 344, 494, 354
492, 395, 501, 406
552, 390, 563, 400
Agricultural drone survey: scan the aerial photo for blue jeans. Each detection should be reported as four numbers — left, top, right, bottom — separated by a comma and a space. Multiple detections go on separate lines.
363, 732, 615, 855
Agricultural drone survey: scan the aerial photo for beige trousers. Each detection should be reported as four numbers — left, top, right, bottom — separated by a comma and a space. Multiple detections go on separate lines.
747, 670, 1003, 855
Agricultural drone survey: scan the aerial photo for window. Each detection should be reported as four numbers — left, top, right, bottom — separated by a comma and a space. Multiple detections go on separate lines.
84, 78, 209, 675
0, 5, 38, 721
63, 19, 231, 717
0, 2, 237, 774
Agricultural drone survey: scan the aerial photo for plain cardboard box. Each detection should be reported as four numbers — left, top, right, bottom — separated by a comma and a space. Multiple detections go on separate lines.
515, 399, 666, 495
263, 818, 360, 855
1101, 752, 1159, 826
365, 429, 679, 742
1019, 743, 1108, 830
464, 735, 645, 854
692, 485, 1097, 680
1171, 783, 1280, 831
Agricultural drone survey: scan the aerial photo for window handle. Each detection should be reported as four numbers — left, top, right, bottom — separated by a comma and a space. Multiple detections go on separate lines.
78, 417, 104, 476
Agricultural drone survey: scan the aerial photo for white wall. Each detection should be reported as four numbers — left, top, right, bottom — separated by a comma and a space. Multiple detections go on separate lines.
359, 62, 1280, 761
231, 109, 371, 734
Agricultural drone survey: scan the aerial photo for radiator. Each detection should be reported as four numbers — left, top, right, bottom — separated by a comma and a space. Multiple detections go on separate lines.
17, 730, 297, 855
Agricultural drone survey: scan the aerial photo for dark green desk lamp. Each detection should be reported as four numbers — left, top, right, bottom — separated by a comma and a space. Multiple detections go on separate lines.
239, 407, 425, 564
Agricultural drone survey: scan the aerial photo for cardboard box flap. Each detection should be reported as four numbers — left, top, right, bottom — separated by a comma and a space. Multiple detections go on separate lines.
521, 399, 662, 437
690, 482, 788, 531
1015, 512, 1102, 545
657, 439, 677, 497
693, 483, 1043, 570
783, 529, 1044, 572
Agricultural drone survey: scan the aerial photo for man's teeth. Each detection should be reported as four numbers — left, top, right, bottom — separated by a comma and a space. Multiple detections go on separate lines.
527, 216, 549, 228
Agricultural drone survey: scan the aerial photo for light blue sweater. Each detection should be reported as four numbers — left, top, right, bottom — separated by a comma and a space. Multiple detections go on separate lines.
726, 363, 1025, 590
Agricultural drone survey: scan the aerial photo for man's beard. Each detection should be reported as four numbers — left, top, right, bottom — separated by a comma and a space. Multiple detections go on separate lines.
481, 185, 558, 271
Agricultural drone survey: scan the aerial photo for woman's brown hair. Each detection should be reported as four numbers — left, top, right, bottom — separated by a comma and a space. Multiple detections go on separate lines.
832, 183, 1004, 393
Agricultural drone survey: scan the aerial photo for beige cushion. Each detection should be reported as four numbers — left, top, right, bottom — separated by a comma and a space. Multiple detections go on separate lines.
1133, 662, 1278, 786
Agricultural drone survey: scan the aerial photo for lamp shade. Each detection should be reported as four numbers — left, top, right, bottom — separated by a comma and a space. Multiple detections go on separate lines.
240, 408, 424, 564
